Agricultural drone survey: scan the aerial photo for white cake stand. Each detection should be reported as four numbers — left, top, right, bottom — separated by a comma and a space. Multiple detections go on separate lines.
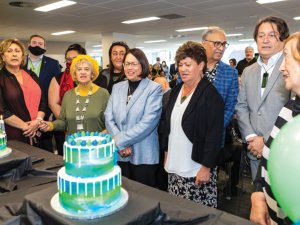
50, 188, 129, 220
0, 147, 12, 158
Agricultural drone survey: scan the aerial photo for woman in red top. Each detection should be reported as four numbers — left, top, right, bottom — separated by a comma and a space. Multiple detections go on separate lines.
0, 38, 46, 145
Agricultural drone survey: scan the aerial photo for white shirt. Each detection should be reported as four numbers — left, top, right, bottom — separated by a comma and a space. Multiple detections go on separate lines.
245, 51, 282, 141
257, 51, 282, 96
164, 87, 201, 177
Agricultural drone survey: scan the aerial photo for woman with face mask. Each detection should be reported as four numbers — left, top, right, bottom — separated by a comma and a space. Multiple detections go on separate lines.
0, 39, 46, 145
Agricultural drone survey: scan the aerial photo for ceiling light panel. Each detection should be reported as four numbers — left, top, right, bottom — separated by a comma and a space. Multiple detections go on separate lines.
256, 0, 286, 4
176, 27, 208, 32
35, 1, 77, 12
144, 40, 166, 43
226, 33, 243, 37
51, 30, 75, 36
122, 17, 160, 24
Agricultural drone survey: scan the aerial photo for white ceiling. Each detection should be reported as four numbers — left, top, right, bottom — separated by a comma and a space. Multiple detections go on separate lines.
1, 0, 300, 54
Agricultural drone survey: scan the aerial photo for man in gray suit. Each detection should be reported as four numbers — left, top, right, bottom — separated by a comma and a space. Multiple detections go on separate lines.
236, 16, 290, 181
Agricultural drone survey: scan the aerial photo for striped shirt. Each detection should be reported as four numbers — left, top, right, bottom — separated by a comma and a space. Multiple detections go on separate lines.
256, 98, 296, 225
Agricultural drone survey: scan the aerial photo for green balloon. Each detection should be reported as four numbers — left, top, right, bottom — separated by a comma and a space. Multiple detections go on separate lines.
268, 115, 300, 223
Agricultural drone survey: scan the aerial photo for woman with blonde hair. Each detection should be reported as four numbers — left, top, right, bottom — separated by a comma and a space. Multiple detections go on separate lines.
0, 38, 46, 145
40, 55, 109, 135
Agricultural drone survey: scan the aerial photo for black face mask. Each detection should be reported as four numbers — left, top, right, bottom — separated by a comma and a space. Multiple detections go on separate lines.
28, 46, 46, 56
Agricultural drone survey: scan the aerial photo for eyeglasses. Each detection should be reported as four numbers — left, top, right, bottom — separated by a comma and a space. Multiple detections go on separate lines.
124, 62, 140, 68
205, 40, 229, 49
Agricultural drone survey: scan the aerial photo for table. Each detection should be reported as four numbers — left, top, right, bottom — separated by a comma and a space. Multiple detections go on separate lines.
0, 141, 255, 225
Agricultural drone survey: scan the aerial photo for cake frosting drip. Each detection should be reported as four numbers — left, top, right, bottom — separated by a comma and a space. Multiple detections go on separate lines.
63, 131, 115, 178
0, 134, 6, 150
58, 131, 123, 213
58, 166, 121, 212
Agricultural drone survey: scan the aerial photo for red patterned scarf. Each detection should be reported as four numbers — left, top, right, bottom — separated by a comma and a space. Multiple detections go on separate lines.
59, 62, 74, 103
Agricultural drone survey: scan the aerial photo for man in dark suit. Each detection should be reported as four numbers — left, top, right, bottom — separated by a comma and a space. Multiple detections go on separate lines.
25, 34, 61, 151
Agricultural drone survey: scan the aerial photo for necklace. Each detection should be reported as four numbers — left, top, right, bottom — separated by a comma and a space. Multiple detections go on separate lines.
261, 63, 274, 88
127, 87, 133, 104
75, 84, 93, 131
181, 84, 196, 103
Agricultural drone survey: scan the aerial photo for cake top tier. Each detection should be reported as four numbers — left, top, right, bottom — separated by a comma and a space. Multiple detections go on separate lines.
66, 131, 113, 147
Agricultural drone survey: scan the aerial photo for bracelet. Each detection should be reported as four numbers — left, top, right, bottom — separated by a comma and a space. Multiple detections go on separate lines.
36, 117, 43, 121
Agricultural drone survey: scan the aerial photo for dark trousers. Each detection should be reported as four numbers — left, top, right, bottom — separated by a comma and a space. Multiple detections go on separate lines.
156, 150, 168, 191
118, 161, 158, 188
38, 132, 53, 152
53, 131, 65, 156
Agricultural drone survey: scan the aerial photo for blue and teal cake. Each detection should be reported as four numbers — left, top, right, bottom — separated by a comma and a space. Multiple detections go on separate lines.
0, 133, 7, 152
0, 132, 11, 158
57, 131, 122, 213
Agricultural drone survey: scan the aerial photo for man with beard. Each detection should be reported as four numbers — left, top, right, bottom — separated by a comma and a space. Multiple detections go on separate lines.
25, 34, 61, 152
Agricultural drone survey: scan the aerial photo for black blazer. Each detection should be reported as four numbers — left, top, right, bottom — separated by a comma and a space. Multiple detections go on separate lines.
163, 77, 224, 168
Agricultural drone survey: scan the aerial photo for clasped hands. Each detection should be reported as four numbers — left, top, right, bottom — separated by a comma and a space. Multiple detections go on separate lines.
247, 136, 264, 158
118, 146, 132, 158
22, 119, 43, 138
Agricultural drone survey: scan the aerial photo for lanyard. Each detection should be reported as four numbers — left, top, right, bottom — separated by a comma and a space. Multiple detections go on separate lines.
29, 59, 42, 76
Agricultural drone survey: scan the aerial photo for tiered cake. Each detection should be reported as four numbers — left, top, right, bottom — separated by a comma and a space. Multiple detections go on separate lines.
0, 133, 6, 151
51, 131, 128, 219
0, 116, 11, 158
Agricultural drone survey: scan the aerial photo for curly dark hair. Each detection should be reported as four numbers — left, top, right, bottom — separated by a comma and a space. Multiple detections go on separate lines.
175, 41, 207, 74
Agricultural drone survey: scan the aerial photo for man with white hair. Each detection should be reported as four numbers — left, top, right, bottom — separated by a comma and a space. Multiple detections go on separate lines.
202, 27, 239, 143
236, 46, 257, 76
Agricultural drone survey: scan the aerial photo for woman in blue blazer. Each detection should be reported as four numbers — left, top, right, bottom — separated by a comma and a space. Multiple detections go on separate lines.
105, 48, 162, 187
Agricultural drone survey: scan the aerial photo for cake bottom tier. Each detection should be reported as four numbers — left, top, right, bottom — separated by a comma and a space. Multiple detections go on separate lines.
57, 166, 122, 213
0, 147, 12, 158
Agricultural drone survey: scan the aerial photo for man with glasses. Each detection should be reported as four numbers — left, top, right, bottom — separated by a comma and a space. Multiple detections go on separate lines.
202, 27, 239, 197
202, 27, 238, 140
236, 17, 290, 225
202, 27, 238, 132
98, 41, 129, 93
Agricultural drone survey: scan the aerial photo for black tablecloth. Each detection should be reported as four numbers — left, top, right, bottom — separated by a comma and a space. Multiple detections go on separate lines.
21, 185, 161, 225
7, 140, 64, 171
0, 141, 255, 225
